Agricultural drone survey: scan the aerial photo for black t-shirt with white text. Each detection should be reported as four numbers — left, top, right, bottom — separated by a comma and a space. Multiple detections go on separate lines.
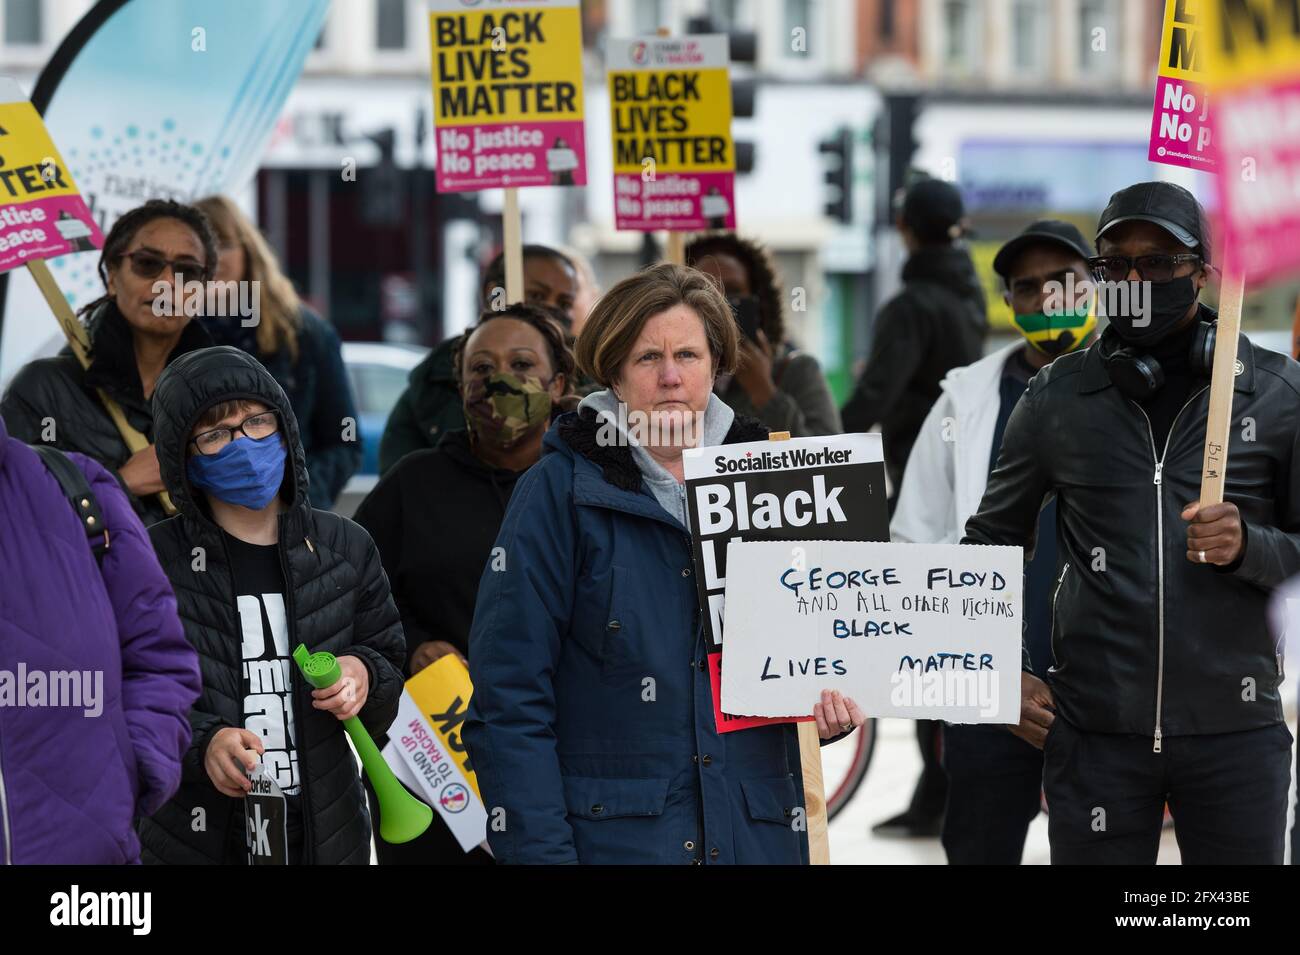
223, 531, 305, 863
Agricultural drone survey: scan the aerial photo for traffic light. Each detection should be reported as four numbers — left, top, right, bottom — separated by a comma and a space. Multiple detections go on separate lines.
819, 127, 853, 224
686, 15, 756, 174
884, 93, 921, 203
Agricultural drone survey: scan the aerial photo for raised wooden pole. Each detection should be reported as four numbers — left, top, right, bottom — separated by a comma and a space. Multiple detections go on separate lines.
1199, 265, 1245, 505
665, 232, 686, 266
768, 428, 831, 865
502, 187, 524, 304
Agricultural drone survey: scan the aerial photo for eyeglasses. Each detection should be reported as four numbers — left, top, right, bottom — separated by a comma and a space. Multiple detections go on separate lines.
117, 249, 209, 281
190, 410, 279, 456
1087, 253, 1204, 284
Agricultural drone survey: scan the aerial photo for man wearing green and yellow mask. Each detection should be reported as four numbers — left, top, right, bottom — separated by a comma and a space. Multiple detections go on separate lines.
994, 219, 1097, 363
889, 219, 1093, 864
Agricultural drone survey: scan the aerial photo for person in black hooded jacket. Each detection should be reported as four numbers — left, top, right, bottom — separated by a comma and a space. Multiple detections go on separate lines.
1, 199, 217, 527
352, 302, 574, 864
138, 345, 405, 865
840, 177, 988, 495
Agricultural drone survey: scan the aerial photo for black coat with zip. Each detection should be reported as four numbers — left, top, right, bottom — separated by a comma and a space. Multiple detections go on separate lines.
963, 311, 1300, 741
137, 346, 406, 864
352, 427, 523, 672
0, 300, 211, 527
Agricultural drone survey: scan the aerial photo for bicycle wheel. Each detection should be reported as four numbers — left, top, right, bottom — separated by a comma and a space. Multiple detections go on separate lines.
822, 718, 877, 821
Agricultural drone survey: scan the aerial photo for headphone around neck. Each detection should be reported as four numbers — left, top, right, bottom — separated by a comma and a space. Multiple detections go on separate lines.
1099, 321, 1216, 400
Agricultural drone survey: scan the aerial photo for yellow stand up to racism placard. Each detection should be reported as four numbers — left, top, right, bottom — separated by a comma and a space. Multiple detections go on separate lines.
383, 654, 488, 852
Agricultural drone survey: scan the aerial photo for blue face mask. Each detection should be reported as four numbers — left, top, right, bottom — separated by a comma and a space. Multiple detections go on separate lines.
187, 433, 287, 510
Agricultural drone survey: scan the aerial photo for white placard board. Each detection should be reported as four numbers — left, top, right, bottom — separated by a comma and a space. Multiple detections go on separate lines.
720, 540, 1023, 724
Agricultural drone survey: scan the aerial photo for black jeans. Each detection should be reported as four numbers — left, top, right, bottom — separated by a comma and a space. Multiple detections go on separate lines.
941, 723, 1043, 864
1043, 717, 1293, 865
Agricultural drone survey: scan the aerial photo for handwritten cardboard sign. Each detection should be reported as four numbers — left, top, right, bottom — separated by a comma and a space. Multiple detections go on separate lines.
381, 655, 486, 852
719, 540, 1022, 724
1148, 0, 1215, 172
683, 434, 889, 732
426, 0, 586, 192
0, 77, 103, 275
606, 35, 735, 231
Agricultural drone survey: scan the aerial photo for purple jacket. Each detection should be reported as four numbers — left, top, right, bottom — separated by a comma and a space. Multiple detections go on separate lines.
0, 415, 200, 864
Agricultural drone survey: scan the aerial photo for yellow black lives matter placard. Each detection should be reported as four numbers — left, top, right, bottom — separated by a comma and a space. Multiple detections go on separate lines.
606, 35, 735, 231
426, 0, 586, 192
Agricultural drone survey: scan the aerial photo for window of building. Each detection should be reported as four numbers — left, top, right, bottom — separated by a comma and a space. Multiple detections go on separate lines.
942, 0, 980, 72
1079, 0, 1119, 77
784, 0, 811, 57
880, 0, 896, 42
3, 0, 42, 46
712, 0, 754, 26
634, 0, 667, 35
1012, 0, 1047, 76
376, 0, 407, 51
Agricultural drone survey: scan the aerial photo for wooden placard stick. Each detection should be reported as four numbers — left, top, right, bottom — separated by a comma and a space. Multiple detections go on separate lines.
1199, 266, 1246, 505
502, 187, 524, 304
665, 232, 686, 266
26, 258, 176, 515
767, 428, 831, 865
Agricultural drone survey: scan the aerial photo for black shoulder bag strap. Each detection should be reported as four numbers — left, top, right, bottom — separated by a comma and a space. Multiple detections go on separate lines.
31, 445, 111, 564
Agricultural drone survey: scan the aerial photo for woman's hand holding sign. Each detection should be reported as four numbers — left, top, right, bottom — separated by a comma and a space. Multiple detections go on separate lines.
813, 688, 866, 740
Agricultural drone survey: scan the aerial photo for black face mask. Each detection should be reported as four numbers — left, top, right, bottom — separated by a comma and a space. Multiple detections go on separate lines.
1107, 275, 1199, 347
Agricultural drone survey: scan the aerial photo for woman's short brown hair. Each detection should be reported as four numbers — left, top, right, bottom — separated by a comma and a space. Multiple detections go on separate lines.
574, 262, 738, 387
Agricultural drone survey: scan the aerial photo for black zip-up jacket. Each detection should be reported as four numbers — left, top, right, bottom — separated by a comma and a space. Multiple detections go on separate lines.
353, 428, 523, 672
963, 313, 1300, 744
0, 300, 211, 526
841, 245, 988, 487
137, 346, 405, 864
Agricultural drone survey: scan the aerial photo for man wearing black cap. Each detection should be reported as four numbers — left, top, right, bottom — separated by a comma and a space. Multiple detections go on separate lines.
963, 181, 1300, 864
893, 220, 1095, 863
842, 175, 988, 838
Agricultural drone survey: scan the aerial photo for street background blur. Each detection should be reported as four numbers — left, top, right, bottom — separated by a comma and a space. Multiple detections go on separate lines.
6, 0, 1297, 423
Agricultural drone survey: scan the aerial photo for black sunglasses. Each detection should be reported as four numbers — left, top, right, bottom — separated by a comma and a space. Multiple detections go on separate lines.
1087, 253, 1205, 284
116, 249, 210, 281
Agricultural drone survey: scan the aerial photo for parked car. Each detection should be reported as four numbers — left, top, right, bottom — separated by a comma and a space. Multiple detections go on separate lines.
338, 341, 429, 514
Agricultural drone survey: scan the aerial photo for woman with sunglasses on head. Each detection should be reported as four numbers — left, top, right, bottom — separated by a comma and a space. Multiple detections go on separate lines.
194, 196, 361, 509
1, 198, 217, 526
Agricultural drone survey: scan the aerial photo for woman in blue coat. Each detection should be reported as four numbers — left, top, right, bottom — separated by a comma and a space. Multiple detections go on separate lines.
465, 264, 864, 864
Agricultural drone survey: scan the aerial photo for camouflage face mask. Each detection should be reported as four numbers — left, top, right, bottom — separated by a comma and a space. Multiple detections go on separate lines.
462, 371, 553, 449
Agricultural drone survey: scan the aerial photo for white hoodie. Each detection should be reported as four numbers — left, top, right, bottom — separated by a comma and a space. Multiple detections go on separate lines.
890, 342, 1024, 545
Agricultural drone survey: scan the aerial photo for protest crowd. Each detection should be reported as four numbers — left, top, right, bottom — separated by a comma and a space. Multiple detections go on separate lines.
1, 0, 1299, 873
